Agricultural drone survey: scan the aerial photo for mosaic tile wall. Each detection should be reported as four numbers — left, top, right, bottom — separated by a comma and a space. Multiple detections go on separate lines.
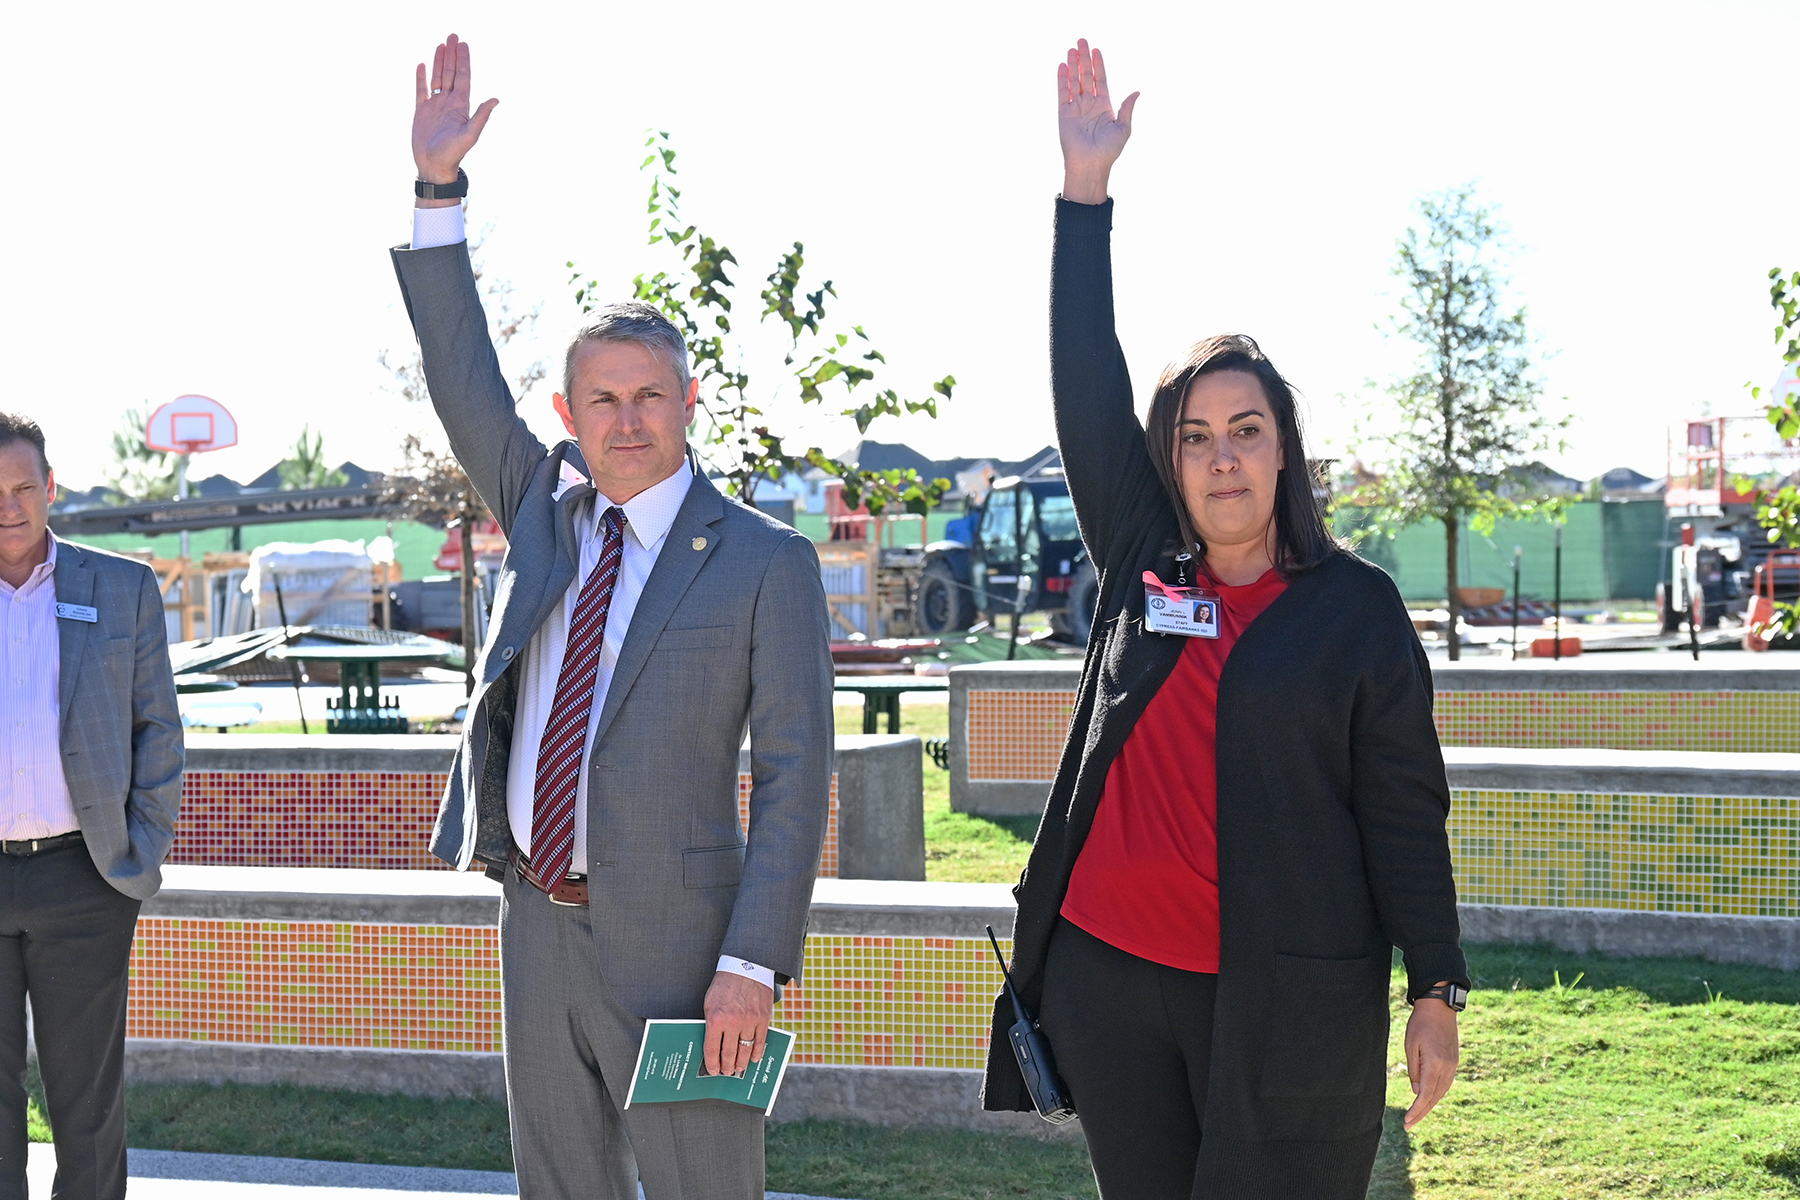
129, 919, 502, 1051
175, 772, 839, 877
778, 936, 1008, 1070
1434, 691, 1800, 752
1449, 790, 1798, 916
174, 773, 452, 870
962, 688, 1800, 783
126, 780, 1800, 1055
965, 691, 1077, 782
128, 922, 1005, 1067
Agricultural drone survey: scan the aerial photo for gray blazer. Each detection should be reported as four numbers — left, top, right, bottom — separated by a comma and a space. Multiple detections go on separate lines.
391, 241, 835, 1016
53, 540, 184, 900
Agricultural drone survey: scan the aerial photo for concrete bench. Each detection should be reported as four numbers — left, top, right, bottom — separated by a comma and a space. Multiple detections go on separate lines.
948, 659, 1800, 815
178, 733, 924, 881
124, 866, 1794, 1135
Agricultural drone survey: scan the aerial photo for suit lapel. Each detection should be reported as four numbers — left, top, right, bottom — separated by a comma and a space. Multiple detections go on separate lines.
590, 474, 726, 746
526, 445, 590, 637
53, 541, 95, 726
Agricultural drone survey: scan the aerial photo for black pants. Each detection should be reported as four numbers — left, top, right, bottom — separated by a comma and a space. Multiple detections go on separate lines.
1039, 918, 1219, 1200
0, 842, 141, 1200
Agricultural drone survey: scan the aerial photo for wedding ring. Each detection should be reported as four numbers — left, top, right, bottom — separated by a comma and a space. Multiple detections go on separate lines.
737, 1038, 755, 1047
430, 88, 443, 96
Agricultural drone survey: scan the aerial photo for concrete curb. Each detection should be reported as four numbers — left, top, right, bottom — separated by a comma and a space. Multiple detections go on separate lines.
1459, 903, 1800, 970
183, 734, 458, 772
1443, 746, 1800, 799
124, 1041, 507, 1099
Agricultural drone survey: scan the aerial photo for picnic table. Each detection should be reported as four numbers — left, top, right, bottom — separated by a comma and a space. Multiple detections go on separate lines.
264, 642, 451, 734
173, 674, 237, 694
833, 675, 949, 735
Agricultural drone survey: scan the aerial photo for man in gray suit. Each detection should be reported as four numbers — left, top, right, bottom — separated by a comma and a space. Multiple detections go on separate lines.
0, 412, 183, 1199
394, 34, 834, 1200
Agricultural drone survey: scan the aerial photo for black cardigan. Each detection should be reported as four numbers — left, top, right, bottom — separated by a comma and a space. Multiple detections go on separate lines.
982, 198, 1468, 1193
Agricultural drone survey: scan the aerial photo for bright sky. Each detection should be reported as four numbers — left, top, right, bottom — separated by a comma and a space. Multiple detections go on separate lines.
11, 1, 1800, 492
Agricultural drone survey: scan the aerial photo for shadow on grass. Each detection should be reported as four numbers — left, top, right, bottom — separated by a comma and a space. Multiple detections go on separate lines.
1462, 942, 1799, 1006
1366, 1107, 1416, 1200
970, 812, 1042, 842
766, 1119, 1097, 1200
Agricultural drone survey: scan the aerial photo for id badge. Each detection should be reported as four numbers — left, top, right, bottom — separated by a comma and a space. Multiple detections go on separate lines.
1143, 571, 1221, 638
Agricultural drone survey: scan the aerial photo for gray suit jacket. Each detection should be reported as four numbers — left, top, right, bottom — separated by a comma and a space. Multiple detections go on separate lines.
391, 241, 835, 1016
53, 540, 184, 900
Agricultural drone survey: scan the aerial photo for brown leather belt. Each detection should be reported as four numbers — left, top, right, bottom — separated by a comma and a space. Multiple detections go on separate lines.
0, 830, 83, 857
512, 849, 589, 907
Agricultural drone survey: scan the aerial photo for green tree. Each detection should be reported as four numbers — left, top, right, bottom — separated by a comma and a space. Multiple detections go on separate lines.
277, 425, 350, 490
566, 132, 955, 515
106, 400, 181, 502
1349, 185, 1566, 660
1740, 268, 1800, 636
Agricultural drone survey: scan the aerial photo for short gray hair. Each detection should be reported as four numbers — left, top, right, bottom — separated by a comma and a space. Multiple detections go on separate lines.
0, 412, 50, 481
562, 303, 692, 400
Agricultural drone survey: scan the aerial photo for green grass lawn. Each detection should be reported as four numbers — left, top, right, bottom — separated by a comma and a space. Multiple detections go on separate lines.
76, 945, 1794, 1198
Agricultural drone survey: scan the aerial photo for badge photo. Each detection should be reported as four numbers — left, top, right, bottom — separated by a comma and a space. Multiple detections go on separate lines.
1142, 571, 1220, 639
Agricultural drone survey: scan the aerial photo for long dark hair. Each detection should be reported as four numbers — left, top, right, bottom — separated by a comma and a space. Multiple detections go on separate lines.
1143, 333, 1336, 575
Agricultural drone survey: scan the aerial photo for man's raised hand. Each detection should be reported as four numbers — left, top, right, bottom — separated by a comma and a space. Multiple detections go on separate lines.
1058, 38, 1137, 205
413, 33, 498, 193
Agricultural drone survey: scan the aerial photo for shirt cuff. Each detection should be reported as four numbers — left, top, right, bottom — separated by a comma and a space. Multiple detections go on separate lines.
716, 955, 776, 992
411, 204, 466, 250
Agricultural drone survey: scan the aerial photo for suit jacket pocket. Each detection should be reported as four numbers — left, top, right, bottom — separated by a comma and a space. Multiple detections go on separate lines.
1258, 952, 1391, 1099
654, 625, 735, 652
682, 843, 747, 889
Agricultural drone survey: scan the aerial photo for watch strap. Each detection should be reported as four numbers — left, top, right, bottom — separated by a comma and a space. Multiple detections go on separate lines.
415, 169, 469, 200
1412, 982, 1468, 1011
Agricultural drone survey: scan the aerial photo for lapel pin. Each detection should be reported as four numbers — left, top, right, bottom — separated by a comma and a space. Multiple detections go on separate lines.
692, 537, 707, 551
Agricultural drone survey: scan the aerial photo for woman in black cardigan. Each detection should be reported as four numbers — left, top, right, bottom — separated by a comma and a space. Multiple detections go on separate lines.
980, 40, 1468, 1199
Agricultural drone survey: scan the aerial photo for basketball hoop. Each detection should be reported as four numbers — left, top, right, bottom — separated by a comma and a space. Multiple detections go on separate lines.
146, 395, 237, 455
146, 395, 240, 564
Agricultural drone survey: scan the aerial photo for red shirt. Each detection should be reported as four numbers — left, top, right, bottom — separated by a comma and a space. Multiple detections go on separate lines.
1061, 567, 1289, 973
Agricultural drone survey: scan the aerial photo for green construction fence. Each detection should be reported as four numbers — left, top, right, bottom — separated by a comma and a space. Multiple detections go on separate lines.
1336, 501, 1667, 605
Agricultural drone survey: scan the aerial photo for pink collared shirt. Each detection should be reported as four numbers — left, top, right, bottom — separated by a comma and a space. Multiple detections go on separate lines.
0, 535, 78, 840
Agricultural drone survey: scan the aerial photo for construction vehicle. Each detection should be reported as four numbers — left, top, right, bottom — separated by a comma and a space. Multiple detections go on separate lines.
1656, 416, 1800, 632
914, 470, 1098, 644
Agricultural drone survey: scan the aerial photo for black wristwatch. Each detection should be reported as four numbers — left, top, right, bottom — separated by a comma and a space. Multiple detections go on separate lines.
1411, 982, 1468, 1012
415, 168, 468, 200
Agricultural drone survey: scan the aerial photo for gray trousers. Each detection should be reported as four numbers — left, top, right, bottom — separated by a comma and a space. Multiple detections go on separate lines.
500, 865, 763, 1200
0, 842, 141, 1200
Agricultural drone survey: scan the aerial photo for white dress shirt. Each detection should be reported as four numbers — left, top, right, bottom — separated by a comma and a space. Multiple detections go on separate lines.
421, 203, 777, 990
0, 535, 79, 840
505, 462, 693, 876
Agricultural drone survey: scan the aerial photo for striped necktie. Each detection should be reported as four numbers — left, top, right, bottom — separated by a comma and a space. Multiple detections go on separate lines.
528, 505, 626, 889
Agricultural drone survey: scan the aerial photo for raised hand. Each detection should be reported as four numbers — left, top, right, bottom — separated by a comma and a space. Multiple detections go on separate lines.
413, 33, 499, 191
1057, 39, 1138, 205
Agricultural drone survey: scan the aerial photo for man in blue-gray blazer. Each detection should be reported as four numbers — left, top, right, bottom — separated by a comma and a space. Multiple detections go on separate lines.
0, 412, 183, 1200
393, 34, 834, 1200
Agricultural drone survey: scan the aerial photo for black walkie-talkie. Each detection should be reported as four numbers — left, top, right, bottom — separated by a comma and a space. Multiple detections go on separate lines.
985, 925, 1076, 1124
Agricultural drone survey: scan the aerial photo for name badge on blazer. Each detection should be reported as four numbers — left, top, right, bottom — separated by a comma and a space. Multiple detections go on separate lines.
1142, 572, 1220, 639
55, 603, 98, 623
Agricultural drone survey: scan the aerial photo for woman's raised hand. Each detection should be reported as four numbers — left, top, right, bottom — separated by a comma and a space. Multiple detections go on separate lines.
1057, 39, 1138, 205
413, 33, 499, 189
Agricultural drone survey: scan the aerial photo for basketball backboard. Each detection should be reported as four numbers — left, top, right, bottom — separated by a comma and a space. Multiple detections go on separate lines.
147, 395, 238, 454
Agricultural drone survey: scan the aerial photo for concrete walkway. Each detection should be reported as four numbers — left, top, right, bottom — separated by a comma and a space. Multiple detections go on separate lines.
26, 1143, 852, 1199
